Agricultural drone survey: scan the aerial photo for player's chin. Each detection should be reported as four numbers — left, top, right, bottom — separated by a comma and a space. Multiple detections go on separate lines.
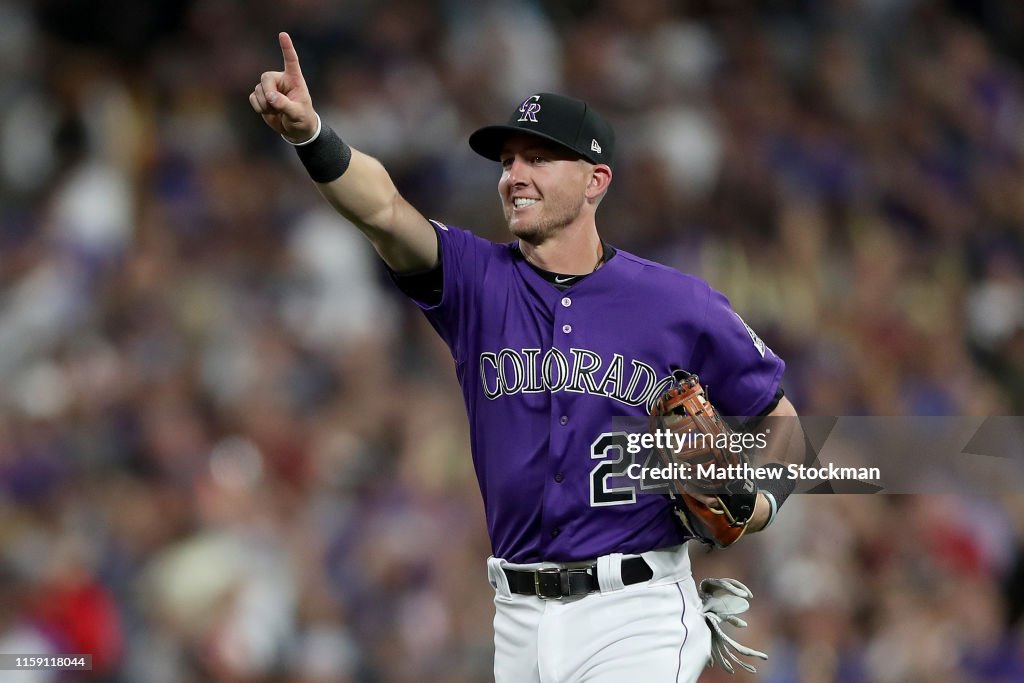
507, 217, 542, 242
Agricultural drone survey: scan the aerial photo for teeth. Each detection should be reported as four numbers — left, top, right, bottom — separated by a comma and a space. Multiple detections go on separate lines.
514, 198, 538, 208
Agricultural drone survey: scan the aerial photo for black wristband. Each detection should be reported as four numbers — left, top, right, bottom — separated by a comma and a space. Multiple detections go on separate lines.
295, 124, 352, 183
758, 463, 796, 523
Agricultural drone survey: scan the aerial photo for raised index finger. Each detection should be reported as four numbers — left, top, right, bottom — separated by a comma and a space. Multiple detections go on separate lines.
279, 32, 302, 76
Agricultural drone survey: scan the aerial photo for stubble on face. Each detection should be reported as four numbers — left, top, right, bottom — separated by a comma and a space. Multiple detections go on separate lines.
504, 188, 588, 246
500, 146, 591, 246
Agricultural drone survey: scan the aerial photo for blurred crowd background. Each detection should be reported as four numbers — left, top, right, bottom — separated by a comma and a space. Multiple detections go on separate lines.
1, 0, 1024, 681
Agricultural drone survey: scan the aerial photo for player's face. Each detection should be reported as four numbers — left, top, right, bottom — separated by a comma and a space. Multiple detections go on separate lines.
498, 136, 592, 244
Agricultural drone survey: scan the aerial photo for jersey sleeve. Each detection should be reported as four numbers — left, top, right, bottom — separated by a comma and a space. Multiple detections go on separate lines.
689, 285, 785, 418
393, 220, 486, 364
389, 236, 443, 307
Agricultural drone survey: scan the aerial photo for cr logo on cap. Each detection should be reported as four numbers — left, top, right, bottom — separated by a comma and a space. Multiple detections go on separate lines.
517, 95, 541, 123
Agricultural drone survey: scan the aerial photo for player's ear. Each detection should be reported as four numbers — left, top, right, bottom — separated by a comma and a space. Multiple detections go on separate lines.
586, 164, 612, 200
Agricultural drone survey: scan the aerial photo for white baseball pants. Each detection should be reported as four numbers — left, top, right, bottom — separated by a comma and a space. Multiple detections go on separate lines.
486, 544, 712, 682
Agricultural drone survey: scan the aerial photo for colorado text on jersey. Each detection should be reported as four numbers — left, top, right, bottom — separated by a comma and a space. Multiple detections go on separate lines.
479, 347, 680, 413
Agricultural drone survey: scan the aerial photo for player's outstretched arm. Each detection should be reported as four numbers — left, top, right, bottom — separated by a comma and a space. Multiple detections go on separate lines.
249, 32, 438, 273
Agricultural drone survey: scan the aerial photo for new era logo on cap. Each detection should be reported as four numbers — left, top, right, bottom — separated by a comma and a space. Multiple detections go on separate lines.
469, 92, 615, 166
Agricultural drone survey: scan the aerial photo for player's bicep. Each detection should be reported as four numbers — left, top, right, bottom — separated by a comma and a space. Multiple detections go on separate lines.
366, 196, 440, 273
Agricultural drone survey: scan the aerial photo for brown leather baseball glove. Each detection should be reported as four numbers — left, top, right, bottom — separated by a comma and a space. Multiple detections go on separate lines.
649, 371, 758, 548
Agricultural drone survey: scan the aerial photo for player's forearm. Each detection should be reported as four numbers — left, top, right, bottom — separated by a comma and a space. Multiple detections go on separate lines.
313, 148, 438, 272
754, 396, 801, 467
748, 396, 802, 533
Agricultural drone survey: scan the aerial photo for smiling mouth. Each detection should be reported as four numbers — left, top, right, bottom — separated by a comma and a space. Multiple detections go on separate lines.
512, 198, 539, 209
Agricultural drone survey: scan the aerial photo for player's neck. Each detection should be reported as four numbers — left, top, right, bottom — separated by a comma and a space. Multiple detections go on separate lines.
520, 226, 604, 275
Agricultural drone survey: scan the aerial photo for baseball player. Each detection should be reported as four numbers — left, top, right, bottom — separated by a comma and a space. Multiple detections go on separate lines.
251, 33, 799, 681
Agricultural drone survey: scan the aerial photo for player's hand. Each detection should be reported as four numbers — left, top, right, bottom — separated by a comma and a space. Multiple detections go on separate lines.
250, 32, 317, 143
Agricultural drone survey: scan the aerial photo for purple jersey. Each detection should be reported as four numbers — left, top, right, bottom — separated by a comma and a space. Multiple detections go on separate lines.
404, 221, 785, 563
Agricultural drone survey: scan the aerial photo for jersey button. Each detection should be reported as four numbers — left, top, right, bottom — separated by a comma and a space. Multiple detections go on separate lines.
559, 415, 568, 425
561, 297, 572, 308
554, 472, 564, 483
551, 528, 561, 538
562, 324, 572, 334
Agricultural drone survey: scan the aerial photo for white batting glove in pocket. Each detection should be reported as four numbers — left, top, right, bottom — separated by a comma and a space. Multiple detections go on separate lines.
699, 577, 769, 674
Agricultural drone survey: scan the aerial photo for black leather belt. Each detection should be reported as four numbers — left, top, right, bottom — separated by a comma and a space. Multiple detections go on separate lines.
502, 557, 653, 599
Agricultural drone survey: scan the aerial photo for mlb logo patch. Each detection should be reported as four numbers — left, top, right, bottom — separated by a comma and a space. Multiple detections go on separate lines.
743, 322, 767, 357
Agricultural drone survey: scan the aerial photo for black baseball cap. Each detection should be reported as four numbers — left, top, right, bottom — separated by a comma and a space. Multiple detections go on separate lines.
469, 93, 615, 167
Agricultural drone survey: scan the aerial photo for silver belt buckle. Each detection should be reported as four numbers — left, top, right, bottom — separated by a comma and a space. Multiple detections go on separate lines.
534, 567, 563, 599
